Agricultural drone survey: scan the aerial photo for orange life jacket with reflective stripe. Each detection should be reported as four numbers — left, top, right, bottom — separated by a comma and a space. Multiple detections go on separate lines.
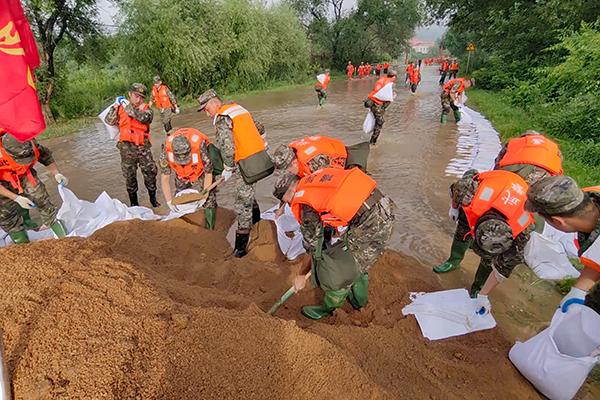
497, 134, 563, 176
216, 103, 265, 162
316, 74, 330, 89
443, 78, 466, 94
151, 84, 173, 109
165, 128, 209, 183
289, 135, 347, 178
291, 167, 377, 228
368, 77, 394, 105
118, 103, 151, 146
0, 138, 40, 193
450, 62, 459, 71
462, 170, 534, 239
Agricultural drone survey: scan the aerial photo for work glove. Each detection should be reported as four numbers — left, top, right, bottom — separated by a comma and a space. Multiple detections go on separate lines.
174, 106, 180, 115
167, 200, 179, 213
14, 195, 36, 209
196, 197, 207, 209
54, 173, 68, 186
475, 294, 491, 315
221, 166, 234, 182
448, 206, 459, 222
115, 96, 128, 107
560, 287, 587, 313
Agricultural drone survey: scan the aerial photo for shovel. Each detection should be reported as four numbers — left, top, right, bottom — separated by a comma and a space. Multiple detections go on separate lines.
171, 177, 224, 206
268, 272, 311, 316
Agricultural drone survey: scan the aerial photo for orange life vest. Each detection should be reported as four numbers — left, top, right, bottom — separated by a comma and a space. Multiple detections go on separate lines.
165, 128, 209, 183
316, 74, 331, 90
406, 64, 414, 74
151, 84, 173, 109
497, 134, 563, 176
443, 78, 466, 94
441, 61, 449, 71
368, 77, 394, 105
383, 63, 390, 69
216, 103, 265, 162
450, 62, 459, 71
289, 135, 347, 178
291, 167, 377, 228
409, 69, 420, 84
118, 103, 151, 146
0, 138, 40, 193
462, 170, 534, 239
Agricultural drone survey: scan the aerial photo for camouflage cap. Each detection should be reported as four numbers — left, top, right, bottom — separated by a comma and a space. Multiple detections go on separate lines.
526, 176, 584, 215
153, 75, 161, 83
197, 89, 219, 112
451, 169, 479, 206
273, 171, 299, 201
130, 83, 147, 98
272, 144, 295, 170
475, 218, 514, 255
171, 135, 191, 165
1, 134, 35, 165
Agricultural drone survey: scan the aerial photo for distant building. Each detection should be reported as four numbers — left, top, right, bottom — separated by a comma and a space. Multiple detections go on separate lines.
408, 38, 436, 54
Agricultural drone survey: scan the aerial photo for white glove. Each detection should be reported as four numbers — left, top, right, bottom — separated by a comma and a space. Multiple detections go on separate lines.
560, 287, 587, 313
14, 195, 36, 209
448, 206, 459, 222
475, 294, 491, 315
221, 167, 234, 182
174, 106, 180, 115
54, 173, 68, 186
167, 200, 179, 213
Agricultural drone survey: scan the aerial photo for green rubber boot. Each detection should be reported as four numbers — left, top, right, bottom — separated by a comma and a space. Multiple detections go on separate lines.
302, 288, 349, 320
348, 273, 369, 309
433, 238, 472, 273
50, 220, 68, 238
19, 207, 38, 230
9, 230, 30, 244
469, 260, 493, 298
440, 113, 448, 124
204, 207, 216, 230
453, 109, 462, 122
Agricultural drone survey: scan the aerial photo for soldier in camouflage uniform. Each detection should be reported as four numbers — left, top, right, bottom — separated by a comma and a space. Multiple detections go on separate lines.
526, 176, 600, 315
0, 133, 68, 244
149, 76, 179, 135
440, 78, 474, 123
105, 83, 160, 208
197, 89, 263, 257
364, 70, 396, 145
275, 170, 396, 320
159, 130, 218, 229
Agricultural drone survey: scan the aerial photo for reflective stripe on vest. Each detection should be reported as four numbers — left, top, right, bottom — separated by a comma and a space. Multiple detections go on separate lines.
216, 103, 265, 162
118, 104, 151, 146
498, 134, 563, 175
291, 167, 377, 228
152, 84, 173, 109
0, 139, 40, 193
165, 128, 209, 183
289, 135, 347, 178
443, 78, 465, 94
462, 170, 534, 239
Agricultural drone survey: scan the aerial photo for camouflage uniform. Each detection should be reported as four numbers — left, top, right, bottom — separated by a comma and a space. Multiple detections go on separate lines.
0, 141, 58, 233
152, 84, 177, 134
105, 101, 158, 196
366, 100, 388, 145
159, 140, 217, 209
315, 86, 327, 106
440, 82, 461, 117
578, 196, 600, 314
271, 144, 333, 197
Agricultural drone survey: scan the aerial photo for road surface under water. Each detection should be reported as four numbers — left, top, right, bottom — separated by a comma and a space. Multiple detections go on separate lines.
41, 67, 567, 345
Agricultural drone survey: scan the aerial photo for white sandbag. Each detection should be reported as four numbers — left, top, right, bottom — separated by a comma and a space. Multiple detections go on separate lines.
363, 111, 375, 134
402, 289, 496, 340
542, 223, 579, 258
260, 204, 306, 260
509, 306, 600, 400
98, 104, 119, 140
316, 74, 326, 85
372, 82, 394, 102
524, 231, 580, 280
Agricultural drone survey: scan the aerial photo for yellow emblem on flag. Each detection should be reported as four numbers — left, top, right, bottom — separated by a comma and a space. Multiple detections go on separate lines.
0, 21, 26, 56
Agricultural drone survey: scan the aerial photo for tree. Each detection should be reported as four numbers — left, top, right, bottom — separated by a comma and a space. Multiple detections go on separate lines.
24, 0, 102, 123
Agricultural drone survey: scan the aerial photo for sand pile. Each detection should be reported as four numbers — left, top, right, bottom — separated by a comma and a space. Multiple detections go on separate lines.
0, 211, 540, 399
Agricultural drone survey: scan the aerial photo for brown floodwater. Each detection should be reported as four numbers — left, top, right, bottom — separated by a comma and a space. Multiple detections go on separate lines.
39, 67, 569, 346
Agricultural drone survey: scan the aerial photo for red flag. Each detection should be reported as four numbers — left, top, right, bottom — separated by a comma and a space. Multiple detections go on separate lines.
0, 0, 46, 140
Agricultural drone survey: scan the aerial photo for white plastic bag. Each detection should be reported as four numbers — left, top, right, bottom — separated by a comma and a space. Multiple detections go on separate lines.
363, 111, 375, 134
372, 82, 394, 102
509, 306, 600, 400
524, 231, 581, 280
98, 104, 119, 140
542, 223, 579, 258
316, 74, 326, 85
260, 204, 306, 260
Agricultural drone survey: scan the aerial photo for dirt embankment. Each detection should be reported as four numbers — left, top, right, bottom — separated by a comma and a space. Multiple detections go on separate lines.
0, 209, 540, 399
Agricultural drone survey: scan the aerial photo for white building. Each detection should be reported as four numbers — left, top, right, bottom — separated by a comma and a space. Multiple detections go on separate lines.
408, 38, 436, 54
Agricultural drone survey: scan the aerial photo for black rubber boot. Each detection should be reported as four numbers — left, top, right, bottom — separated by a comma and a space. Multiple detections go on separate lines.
128, 191, 139, 207
149, 190, 161, 208
233, 232, 250, 258
164, 121, 172, 134
252, 201, 261, 225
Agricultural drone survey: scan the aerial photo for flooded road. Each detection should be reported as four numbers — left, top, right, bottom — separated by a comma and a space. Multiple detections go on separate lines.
41, 67, 564, 343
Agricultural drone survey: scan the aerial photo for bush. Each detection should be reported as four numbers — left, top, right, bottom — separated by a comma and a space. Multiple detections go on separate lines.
543, 94, 600, 141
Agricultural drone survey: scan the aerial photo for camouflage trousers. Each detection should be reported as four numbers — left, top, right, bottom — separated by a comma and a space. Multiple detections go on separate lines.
449, 71, 458, 80
585, 282, 600, 316
232, 171, 256, 232
439, 71, 447, 85
174, 174, 217, 209
315, 88, 327, 105
368, 102, 387, 143
348, 196, 396, 273
440, 92, 459, 115
0, 177, 57, 233
159, 108, 173, 134
117, 140, 158, 194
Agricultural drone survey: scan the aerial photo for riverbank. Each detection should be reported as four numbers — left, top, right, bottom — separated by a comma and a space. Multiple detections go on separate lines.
467, 89, 600, 186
